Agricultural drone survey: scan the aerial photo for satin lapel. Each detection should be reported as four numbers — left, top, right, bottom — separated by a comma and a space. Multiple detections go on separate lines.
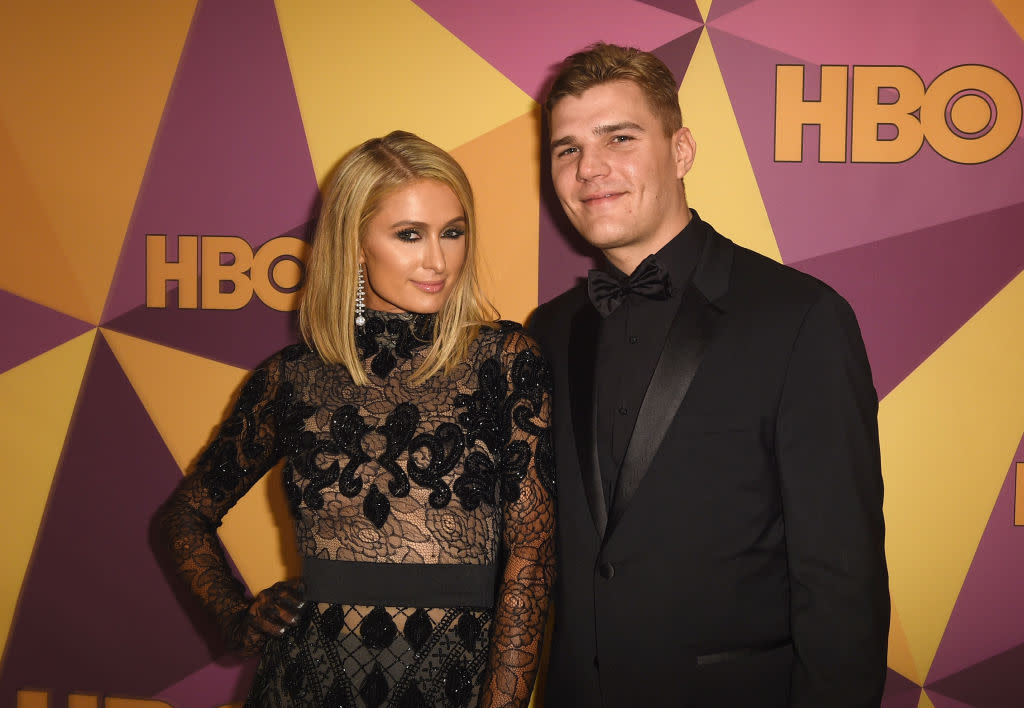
568, 304, 607, 538
605, 230, 732, 538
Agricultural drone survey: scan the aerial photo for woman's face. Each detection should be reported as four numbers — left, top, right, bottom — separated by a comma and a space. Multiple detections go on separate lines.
360, 179, 468, 314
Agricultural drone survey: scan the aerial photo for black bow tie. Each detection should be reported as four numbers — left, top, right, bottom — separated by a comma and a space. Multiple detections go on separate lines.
587, 255, 673, 317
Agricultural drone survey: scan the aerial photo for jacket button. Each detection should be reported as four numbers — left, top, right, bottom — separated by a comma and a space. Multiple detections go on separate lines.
593, 655, 600, 669
598, 561, 615, 579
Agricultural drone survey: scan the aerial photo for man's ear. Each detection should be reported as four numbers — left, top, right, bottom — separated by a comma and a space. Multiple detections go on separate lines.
673, 127, 696, 179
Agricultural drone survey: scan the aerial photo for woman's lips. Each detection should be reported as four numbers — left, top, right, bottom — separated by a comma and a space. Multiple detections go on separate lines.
412, 280, 445, 293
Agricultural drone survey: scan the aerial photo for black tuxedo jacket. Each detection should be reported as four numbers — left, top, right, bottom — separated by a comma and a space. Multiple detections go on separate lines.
530, 220, 889, 707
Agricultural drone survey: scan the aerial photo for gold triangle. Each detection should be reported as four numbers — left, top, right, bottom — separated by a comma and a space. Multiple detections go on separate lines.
452, 111, 541, 324
0, 2, 197, 322
881, 272, 1024, 679
100, 329, 299, 590
275, 0, 533, 187
0, 330, 95, 659
0, 126, 91, 322
888, 604, 921, 684
992, 0, 1024, 41
679, 28, 782, 262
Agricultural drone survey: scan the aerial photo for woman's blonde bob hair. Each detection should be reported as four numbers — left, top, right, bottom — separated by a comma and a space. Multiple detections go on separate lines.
299, 130, 495, 385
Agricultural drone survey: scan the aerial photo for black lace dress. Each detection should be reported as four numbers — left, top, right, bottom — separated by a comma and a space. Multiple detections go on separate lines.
158, 312, 556, 707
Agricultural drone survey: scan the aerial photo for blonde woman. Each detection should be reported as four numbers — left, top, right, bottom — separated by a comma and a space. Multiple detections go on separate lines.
158, 131, 555, 707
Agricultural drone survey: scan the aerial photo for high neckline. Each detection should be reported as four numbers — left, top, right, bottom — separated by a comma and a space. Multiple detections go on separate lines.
355, 310, 436, 377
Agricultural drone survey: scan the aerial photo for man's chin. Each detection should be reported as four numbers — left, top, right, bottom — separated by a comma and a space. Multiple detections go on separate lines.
574, 227, 636, 252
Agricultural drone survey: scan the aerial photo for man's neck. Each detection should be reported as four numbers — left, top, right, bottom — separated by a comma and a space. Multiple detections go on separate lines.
603, 208, 693, 275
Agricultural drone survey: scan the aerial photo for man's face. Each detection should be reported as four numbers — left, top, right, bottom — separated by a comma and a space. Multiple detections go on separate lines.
549, 80, 694, 265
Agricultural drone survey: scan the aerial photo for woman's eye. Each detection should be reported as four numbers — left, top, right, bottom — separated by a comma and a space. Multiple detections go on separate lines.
396, 229, 419, 241
442, 227, 465, 240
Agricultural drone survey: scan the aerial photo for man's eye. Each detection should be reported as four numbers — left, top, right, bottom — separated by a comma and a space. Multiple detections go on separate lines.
396, 229, 419, 241
611, 135, 633, 143
557, 146, 578, 158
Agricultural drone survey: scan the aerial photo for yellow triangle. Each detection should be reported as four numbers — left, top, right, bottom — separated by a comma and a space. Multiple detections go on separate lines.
0, 2, 196, 322
275, 0, 534, 187
678, 29, 781, 262
0, 330, 95, 659
697, 0, 713, 21
100, 329, 299, 591
100, 329, 250, 472
888, 604, 921, 684
993, 0, 1024, 40
880, 271, 1024, 680
452, 111, 541, 324
219, 461, 303, 593
918, 690, 936, 708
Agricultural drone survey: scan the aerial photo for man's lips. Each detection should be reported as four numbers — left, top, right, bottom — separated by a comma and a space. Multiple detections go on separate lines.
412, 280, 446, 293
580, 191, 624, 205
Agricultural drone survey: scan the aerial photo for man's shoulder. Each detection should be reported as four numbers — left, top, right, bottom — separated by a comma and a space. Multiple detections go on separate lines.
530, 281, 589, 329
718, 233, 839, 308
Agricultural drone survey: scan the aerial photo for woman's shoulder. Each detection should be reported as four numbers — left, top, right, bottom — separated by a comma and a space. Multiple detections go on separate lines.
253, 341, 318, 377
472, 320, 541, 355
466, 322, 549, 386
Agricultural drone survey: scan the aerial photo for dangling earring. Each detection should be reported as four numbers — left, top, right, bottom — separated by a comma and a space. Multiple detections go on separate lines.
355, 263, 366, 327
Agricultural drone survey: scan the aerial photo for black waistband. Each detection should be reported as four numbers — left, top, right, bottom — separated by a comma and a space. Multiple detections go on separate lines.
303, 557, 498, 609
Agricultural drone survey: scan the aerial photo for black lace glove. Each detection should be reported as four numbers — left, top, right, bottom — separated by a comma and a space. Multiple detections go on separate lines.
224, 578, 307, 656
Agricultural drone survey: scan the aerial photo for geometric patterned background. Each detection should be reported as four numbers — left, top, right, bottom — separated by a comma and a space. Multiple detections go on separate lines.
1, 1, 1022, 706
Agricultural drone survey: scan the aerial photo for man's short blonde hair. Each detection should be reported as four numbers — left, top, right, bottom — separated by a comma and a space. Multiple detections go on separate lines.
545, 42, 682, 136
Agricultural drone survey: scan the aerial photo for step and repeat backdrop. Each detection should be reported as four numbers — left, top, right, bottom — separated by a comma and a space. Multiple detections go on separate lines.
2, 1, 1022, 706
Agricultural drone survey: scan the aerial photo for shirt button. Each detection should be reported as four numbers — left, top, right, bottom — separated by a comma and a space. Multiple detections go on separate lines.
617, 407, 628, 416
629, 336, 639, 344
599, 561, 615, 579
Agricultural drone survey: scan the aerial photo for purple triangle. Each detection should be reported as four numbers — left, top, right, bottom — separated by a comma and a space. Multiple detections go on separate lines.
927, 432, 1024, 683
709, 0, 1024, 84
708, 26, 1024, 263
882, 668, 922, 708
789, 202, 1024, 399
105, 286, 301, 371
102, 0, 318, 323
652, 27, 704, 88
154, 657, 258, 706
0, 336, 230, 700
927, 642, 1024, 707
413, 0, 702, 101
706, 0, 758, 22
637, 0, 704, 23
0, 289, 93, 374
537, 155, 602, 304
926, 693, 975, 708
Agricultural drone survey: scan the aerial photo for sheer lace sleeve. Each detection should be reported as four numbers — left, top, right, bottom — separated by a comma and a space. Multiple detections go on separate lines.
479, 328, 557, 708
156, 352, 288, 650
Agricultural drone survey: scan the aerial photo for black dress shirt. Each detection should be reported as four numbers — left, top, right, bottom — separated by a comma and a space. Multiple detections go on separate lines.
593, 212, 706, 508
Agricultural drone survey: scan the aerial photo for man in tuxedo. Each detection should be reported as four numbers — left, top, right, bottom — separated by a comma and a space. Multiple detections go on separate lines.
529, 43, 889, 707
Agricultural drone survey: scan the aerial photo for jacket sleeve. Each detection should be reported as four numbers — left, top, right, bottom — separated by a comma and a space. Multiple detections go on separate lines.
775, 288, 890, 706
